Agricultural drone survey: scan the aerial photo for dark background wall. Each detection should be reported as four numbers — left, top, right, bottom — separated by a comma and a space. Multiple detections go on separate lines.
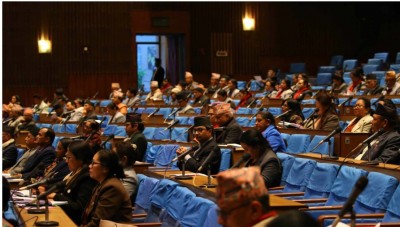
3, 2, 400, 106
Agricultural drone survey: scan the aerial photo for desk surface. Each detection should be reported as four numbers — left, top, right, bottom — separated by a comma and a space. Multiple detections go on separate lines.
16, 205, 77, 227
145, 170, 307, 212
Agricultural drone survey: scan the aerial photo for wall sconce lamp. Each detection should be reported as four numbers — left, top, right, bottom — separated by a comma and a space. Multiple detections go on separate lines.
242, 17, 255, 31
38, 38, 52, 54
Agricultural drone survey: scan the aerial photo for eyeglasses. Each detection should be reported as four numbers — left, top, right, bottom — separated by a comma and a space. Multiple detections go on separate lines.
216, 202, 250, 218
90, 160, 103, 166
63, 156, 74, 161
354, 104, 365, 108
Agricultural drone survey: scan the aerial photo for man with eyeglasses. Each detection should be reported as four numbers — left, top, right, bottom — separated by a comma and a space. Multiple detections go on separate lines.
176, 116, 221, 174
176, 91, 195, 115
382, 71, 400, 95
363, 74, 384, 96
216, 166, 277, 227
212, 103, 243, 144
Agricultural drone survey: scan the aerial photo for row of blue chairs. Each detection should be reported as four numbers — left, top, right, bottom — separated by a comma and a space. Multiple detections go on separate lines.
133, 174, 220, 227
275, 154, 400, 226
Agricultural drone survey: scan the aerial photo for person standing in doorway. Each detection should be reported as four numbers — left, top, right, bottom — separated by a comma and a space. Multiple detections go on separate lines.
152, 58, 165, 89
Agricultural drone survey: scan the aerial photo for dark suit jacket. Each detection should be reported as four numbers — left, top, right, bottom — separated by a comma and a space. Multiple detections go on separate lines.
54, 168, 97, 226
356, 130, 400, 164
44, 159, 71, 185
129, 131, 148, 162
193, 95, 210, 107
153, 66, 165, 88
245, 149, 282, 188
363, 86, 384, 95
217, 117, 243, 144
21, 145, 56, 180
177, 138, 221, 174
82, 177, 132, 227
3, 142, 18, 170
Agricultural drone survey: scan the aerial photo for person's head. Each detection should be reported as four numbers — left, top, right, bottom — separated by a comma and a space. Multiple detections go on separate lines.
193, 116, 213, 143
265, 80, 276, 91
228, 79, 237, 90
65, 101, 76, 112
217, 90, 228, 102
219, 75, 230, 88
255, 111, 275, 132
354, 98, 371, 118
267, 210, 319, 227
185, 72, 194, 84
11, 95, 21, 104
89, 150, 125, 183
150, 81, 159, 91
25, 127, 39, 149
364, 74, 378, 90
125, 113, 144, 135
83, 119, 100, 134
211, 73, 220, 86
176, 91, 190, 107
33, 94, 43, 105
315, 92, 335, 116
155, 58, 161, 67
238, 89, 250, 99
281, 99, 304, 119
22, 108, 34, 123
292, 74, 299, 85
10, 105, 23, 118
2, 126, 15, 143
377, 98, 396, 110
371, 104, 399, 132
106, 103, 119, 116
162, 78, 170, 86
111, 82, 120, 91
213, 103, 234, 126
350, 68, 364, 83
240, 129, 272, 159
279, 79, 291, 90
56, 138, 73, 158
267, 69, 277, 79
216, 166, 270, 227
83, 100, 95, 113
332, 72, 345, 85
35, 127, 55, 147
53, 104, 64, 116
113, 141, 137, 167
111, 91, 124, 104
297, 77, 309, 90
385, 71, 397, 88
66, 141, 94, 172
74, 98, 84, 108
193, 87, 204, 99
126, 87, 137, 98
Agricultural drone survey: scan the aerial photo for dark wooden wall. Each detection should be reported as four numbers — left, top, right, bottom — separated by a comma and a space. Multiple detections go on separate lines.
3, 2, 400, 106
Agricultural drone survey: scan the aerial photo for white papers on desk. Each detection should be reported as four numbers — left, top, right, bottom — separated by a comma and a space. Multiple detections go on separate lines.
218, 143, 242, 148
278, 121, 302, 129
253, 75, 262, 81
169, 173, 207, 178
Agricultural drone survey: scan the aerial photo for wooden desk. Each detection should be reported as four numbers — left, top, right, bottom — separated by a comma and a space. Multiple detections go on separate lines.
15, 205, 77, 227
296, 153, 400, 180
339, 133, 370, 157
145, 170, 307, 212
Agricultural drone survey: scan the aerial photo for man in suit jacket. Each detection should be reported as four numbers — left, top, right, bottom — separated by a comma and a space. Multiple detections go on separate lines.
343, 98, 373, 133
18, 127, 56, 180
152, 58, 165, 89
353, 104, 400, 164
363, 74, 384, 95
2, 126, 18, 170
106, 103, 126, 124
213, 103, 243, 144
176, 116, 221, 174
125, 114, 147, 162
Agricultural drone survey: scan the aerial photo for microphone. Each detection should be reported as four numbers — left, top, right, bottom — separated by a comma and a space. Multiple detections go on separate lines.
246, 98, 258, 108
171, 147, 195, 162
338, 96, 353, 108
361, 128, 384, 145
2, 118, 13, 125
250, 107, 264, 120
231, 153, 251, 169
91, 91, 99, 99
61, 115, 72, 126
372, 95, 384, 106
19, 171, 58, 190
100, 134, 114, 147
275, 110, 292, 119
167, 107, 182, 118
85, 130, 98, 143
197, 150, 216, 172
332, 176, 369, 227
164, 120, 180, 131
34, 181, 66, 202
309, 127, 341, 152
147, 107, 160, 118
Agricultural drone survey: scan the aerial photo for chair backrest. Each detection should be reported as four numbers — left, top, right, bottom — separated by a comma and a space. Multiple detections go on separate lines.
158, 107, 172, 119
175, 116, 189, 125
171, 127, 189, 142
146, 179, 179, 222
307, 135, 334, 155
203, 204, 222, 227
302, 108, 315, 119
367, 58, 383, 66
316, 73, 333, 85
114, 126, 127, 136
373, 52, 389, 64
103, 124, 117, 136
153, 127, 171, 140
343, 59, 358, 71
276, 152, 295, 186
290, 63, 306, 74
326, 166, 368, 206
16, 148, 25, 161
355, 172, 399, 214
179, 197, 216, 227
52, 124, 66, 133
390, 64, 400, 73
236, 117, 250, 127
371, 71, 386, 86
133, 175, 160, 214
286, 134, 311, 154
383, 184, 400, 222
161, 186, 197, 226
219, 148, 232, 172
363, 64, 380, 75
153, 144, 180, 167
282, 157, 317, 192
304, 163, 339, 199
330, 55, 344, 68
236, 107, 253, 114
237, 81, 246, 90
65, 124, 78, 134
396, 52, 400, 64
268, 107, 282, 116
99, 100, 112, 107
318, 66, 336, 74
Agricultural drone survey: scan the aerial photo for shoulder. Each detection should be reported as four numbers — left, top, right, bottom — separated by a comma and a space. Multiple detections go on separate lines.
360, 114, 373, 122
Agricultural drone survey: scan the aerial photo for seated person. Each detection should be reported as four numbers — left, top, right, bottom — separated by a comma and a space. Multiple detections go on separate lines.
145, 81, 163, 101
82, 150, 132, 226
176, 116, 221, 175
235, 89, 256, 110
192, 87, 210, 107
255, 112, 287, 153
343, 67, 364, 96
343, 98, 372, 133
111, 91, 127, 115
16, 108, 37, 133
382, 70, 400, 95
216, 90, 236, 110
270, 79, 293, 100
124, 87, 141, 108
240, 129, 282, 188
363, 74, 384, 95
212, 75, 230, 98
352, 103, 400, 164
293, 76, 312, 101
106, 103, 126, 124
184, 71, 199, 91
2, 126, 18, 170
227, 78, 240, 98
176, 91, 195, 114
109, 82, 122, 99
205, 73, 220, 96
303, 92, 339, 131
264, 79, 277, 97
279, 99, 304, 125
213, 103, 243, 144
81, 119, 102, 153
125, 113, 147, 162
330, 72, 348, 95
216, 167, 277, 226
32, 94, 49, 114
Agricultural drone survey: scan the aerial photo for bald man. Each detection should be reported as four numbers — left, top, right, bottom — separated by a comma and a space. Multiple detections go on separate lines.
16, 108, 37, 134
184, 71, 199, 90
382, 71, 400, 95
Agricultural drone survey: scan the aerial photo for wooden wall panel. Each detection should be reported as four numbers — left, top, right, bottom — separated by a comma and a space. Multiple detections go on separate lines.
211, 33, 233, 75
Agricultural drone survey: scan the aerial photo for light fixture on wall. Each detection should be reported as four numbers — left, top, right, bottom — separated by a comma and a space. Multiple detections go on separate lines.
243, 3, 256, 31
242, 17, 255, 31
38, 39, 52, 54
